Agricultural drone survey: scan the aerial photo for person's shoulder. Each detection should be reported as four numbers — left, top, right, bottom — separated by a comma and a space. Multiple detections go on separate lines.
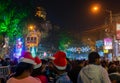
81, 64, 93, 70
28, 76, 42, 83
7, 77, 16, 83
28, 76, 39, 80
7, 77, 15, 80
98, 65, 107, 70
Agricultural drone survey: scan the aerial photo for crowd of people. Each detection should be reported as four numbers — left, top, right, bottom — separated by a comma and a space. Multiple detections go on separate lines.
0, 51, 120, 83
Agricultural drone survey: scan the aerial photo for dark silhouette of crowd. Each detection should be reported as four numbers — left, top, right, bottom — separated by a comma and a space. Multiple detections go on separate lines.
0, 51, 120, 83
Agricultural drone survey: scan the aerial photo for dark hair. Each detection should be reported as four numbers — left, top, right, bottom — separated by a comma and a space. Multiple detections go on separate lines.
31, 67, 42, 77
5, 58, 10, 61
14, 62, 33, 77
108, 65, 117, 74
88, 52, 100, 64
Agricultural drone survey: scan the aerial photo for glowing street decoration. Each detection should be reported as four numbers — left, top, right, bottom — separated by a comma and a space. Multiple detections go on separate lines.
44, 52, 47, 56
104, 38, 113, 49
103, 49, 109, 53
15, 38, 23, 58
31, 47, 36, 57
67, 46, 91, 53
81, 46, 91, 52
96, 40, 104, 48
116, 23, 120, 40
25, 25, 41, 57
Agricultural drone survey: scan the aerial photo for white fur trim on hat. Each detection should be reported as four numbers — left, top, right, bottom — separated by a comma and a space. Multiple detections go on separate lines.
54, 64, 66, 70
20, 57, 36, 65
34, 63, 42, 69
48, 56, 55, 60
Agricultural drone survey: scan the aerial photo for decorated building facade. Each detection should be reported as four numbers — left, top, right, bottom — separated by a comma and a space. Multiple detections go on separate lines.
77, 13, 120, 60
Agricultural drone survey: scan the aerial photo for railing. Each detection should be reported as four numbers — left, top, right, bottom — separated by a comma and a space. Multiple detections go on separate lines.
0, 66, 10, 82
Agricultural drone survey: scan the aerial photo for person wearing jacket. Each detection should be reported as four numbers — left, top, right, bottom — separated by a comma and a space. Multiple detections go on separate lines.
77, 52, 111, 83
51, 51, 73, 83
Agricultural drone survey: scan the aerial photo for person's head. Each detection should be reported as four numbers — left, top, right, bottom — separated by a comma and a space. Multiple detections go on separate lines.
31, 56, 44, 77
19, 52, 36, 65
0, 58, 3, 62
78, 60, 85, 67
116, 66, 120, 73
5, 58, 10, 62
108, 65, 117, 74
52, 51, 67, 74
31, 66, 42, 77
88, 52, 100, 65
14, 51, 36, 77
14, 62, 33, 77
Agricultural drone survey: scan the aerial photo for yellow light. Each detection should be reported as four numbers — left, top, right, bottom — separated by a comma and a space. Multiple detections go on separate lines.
91, 4, 101, 13
103, 49, 108, 53
93, 6, 98, 11
30, 26, 33, 30
91, 6, 99, 13
29, 25, 34, 30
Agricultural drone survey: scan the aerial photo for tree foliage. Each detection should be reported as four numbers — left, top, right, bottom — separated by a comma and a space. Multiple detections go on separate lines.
0, 0, 34, 43
58, 32, 73, 51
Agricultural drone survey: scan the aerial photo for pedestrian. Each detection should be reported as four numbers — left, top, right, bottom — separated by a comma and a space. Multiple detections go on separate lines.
77, 51, 111, 83
51, 51, 73, 83
68, 60, 84, 83
7, 52, 41, 83
31, 56, 48, 83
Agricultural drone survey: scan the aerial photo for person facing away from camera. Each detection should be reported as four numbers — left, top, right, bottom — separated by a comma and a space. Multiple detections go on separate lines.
7, 52, 41, 83
50, 51, 73, 83
77, 51, 111, 83
31, 56, 48, 83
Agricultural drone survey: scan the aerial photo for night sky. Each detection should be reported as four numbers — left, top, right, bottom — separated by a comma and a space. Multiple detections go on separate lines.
35, 0, 120, 32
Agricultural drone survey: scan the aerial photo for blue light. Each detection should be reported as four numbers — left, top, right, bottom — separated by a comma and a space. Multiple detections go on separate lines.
30, 46, 36, 57
14, 38, 23, 58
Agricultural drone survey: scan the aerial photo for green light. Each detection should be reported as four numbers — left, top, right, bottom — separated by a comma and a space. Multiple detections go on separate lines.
59, 32, 72, 51
0, 0, 31, 43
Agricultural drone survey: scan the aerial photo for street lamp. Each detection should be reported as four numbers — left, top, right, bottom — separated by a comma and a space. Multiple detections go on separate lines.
92, 5, 112, 24
92, 6, 99, 12
28, 25, 35, 31
105, 10, 112, 24
91, 5, 115, 60
91, 4, 101, 14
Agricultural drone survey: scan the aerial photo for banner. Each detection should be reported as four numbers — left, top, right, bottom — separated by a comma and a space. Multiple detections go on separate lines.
104, 38, 112, 49
116, 23, 120, 40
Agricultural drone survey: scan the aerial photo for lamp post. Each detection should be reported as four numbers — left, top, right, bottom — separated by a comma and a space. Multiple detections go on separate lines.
92, 5, 115, 60
106, 10, 113, 24
105, 10, 115, 60
92, 6, 112, 24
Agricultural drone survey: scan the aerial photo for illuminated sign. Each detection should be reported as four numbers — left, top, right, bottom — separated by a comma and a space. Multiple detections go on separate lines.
116, 23, 120, 40
104, 38, 112, 49
96, 40, 104, 48
103, 49, 108, 53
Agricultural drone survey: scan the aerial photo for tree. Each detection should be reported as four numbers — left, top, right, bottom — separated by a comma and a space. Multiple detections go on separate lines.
58, 31, 73, 51
0, 0, 34, 44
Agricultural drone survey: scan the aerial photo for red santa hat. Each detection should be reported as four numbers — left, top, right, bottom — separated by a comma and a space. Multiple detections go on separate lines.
34, 56, 42, 69
53, 51, 67, 70
48, 51, 62, 60
19, 52, 36, 65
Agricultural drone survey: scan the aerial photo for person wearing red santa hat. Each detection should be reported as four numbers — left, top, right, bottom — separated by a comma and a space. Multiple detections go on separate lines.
7, 52, 41, 83
51, 51, 73, 83
31, 56, 48, 83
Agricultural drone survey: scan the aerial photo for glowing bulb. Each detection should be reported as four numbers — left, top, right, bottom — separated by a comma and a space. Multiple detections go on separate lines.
93, 6, 98, 11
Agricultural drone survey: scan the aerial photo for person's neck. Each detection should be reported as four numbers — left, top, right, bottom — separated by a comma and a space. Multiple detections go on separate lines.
89, 62, 99, 65
58, 70, 66, 75
15, 72, 30, 79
